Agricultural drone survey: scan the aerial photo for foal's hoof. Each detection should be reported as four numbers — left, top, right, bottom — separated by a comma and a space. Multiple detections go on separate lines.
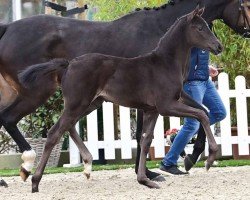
83, 163, 92, 180
184, 154, 195, 171
0, 179, 8, 187
205, 161, 212, 171
138, 178, 160, 189
20, 166, 31, 182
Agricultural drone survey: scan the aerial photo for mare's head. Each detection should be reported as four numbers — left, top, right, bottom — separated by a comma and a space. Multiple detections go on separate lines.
221, 0, 250, 38
185, 7, 223, 55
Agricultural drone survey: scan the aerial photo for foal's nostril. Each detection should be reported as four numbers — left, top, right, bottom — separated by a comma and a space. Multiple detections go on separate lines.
217, 44, 223, 53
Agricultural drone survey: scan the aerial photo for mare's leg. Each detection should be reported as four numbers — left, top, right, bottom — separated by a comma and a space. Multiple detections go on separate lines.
158, 101, 218, 171
137, 110, 160, 189
0, 97, 37, 181
135, 109, 165, 181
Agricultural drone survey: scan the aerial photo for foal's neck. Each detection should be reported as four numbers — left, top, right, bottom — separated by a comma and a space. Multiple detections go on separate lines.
153, 19, 191, 68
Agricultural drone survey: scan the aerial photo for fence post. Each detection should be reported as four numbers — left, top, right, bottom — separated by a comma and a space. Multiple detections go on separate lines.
12, 0, 21, 21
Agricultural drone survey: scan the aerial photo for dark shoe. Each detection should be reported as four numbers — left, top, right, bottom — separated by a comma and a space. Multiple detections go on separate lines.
0, 179, 8, 187
184, 154, 196, 171
159, 162, 188, 175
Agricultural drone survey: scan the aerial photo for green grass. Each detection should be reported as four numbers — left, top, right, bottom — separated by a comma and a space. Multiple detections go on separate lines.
0, 159, 249, 177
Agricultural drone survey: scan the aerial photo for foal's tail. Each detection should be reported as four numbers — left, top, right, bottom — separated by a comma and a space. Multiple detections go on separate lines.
18, 58, 69, 88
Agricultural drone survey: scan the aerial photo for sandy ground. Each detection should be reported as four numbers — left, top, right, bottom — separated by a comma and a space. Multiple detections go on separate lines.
0, 166, 250, 200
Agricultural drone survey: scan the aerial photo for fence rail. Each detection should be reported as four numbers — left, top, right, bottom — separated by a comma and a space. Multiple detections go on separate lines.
65, 73, 250, 167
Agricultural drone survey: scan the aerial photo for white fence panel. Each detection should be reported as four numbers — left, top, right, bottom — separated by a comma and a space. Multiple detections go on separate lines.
120, 106, 132, 159
218, 73, 233, 156
235, 76, 249, 155
103, 102, 115, 159
153, 116, 165, 158
86, 110, 99, 160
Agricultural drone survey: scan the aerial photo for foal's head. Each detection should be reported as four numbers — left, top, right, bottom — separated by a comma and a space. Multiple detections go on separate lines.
185, 7, 223, 55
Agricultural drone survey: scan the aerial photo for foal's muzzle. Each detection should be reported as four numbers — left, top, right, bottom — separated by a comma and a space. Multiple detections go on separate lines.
211, 42, 223, 55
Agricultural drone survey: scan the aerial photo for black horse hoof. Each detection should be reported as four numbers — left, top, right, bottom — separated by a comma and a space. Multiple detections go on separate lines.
32, 187, 39, 193
0, 179, 8, 187
151, 175, 166, 182
146, 169, 166, 182
184, 154, 195, 171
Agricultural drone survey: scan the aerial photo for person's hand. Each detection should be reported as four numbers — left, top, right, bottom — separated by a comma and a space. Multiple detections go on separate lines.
209, 65, 218, 77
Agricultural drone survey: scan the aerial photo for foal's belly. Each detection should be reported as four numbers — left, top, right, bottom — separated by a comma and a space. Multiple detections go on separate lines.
100, 88, 155, 110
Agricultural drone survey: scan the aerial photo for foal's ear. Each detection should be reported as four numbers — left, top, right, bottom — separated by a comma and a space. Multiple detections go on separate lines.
197, 7, 205, 16
187, 5, 200, 22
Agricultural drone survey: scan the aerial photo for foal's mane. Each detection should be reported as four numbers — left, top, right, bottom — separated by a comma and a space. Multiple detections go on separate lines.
154, 14, 188, 50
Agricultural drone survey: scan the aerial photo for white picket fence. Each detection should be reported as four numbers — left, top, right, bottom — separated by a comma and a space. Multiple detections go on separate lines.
64, 73, 250, 167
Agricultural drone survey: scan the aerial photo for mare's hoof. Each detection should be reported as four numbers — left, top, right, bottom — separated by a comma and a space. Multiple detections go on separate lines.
146, 169, 165, 182
0, 179, 8, 187
20, 166, 31, 182
184, 154, 195, 171
151, 175, 166, 182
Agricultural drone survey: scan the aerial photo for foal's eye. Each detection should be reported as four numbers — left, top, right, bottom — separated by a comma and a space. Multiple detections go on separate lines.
198, 26, 203, 31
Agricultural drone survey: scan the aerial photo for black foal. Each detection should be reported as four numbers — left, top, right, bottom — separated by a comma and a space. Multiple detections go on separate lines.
19, 7, 222, 191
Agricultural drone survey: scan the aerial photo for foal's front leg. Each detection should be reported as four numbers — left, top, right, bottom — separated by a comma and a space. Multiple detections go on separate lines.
158, 101, 218, 171
180, 91, 208, 171
137, 110, 160, 189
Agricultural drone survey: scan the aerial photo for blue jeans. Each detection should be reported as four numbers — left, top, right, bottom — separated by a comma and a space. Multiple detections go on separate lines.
162, 79, 226, 167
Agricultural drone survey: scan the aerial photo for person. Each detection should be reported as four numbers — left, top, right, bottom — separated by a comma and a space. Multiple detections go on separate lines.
160, 47, 227, 175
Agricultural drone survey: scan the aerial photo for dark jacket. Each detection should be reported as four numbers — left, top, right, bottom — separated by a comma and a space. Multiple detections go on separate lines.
186, 48, 210, 81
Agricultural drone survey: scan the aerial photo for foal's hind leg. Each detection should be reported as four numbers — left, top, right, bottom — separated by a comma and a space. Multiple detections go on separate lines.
32, 99, 103, 192
32, 112, 76, 193
69, 127, 93, 179
137, 110, 160, 189
135, 109, 165, 182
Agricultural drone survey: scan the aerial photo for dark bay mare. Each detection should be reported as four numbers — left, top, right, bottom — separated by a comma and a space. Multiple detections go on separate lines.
0, 0, 249, 183
19, 8, 223, 191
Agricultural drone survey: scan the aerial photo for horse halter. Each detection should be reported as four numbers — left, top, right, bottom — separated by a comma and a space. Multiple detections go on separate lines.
237, 0, 250, 38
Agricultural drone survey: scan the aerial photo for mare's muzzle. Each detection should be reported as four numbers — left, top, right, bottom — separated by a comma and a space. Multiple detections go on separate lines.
242, 31, 250, 38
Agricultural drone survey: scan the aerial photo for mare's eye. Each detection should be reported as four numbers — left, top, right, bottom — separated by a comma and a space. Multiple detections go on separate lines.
198, 26, 203, 31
